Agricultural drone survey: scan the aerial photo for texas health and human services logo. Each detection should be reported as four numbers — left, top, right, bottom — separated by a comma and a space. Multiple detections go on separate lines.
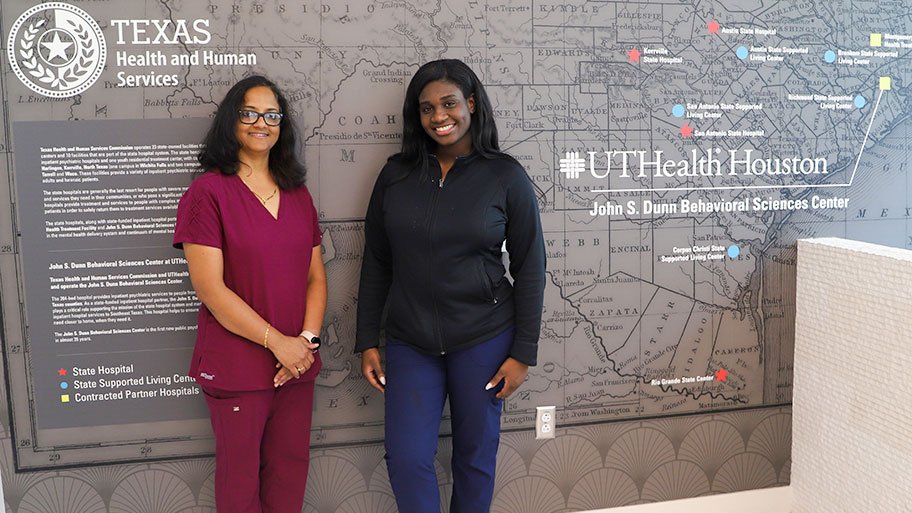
7, 3, 106, 98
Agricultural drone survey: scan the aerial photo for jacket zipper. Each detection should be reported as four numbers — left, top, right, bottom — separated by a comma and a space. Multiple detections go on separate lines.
429, 155, 470, 354
428, 158, 446, 354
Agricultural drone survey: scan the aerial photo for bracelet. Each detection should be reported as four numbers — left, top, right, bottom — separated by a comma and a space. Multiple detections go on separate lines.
263, 324, 271, 349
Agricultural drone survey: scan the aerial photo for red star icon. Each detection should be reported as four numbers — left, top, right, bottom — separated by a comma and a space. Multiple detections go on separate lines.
627, 47, 641, 63
708, 19, 721, 34
680, 123, 694, 138
58, 368, 67, 376
714, 368, 729, 382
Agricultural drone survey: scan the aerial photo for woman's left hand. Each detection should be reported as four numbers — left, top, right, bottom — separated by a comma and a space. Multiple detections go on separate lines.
486, 357, 529, 399
273, 338, 319, 387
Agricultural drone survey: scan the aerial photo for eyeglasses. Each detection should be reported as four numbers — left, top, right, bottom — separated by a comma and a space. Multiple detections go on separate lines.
238, 110, 283, 126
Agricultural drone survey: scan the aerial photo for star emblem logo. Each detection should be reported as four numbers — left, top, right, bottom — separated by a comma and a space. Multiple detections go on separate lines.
627, 47, 641, 63
680, 123, 694, 138
714, 368, 729, 382
40, 31, 74, 63
58, 368, 67, 376
708, 20, 721, 34
6, 3, 107, 97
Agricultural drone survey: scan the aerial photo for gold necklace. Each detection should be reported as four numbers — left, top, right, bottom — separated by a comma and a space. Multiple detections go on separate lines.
252, 188, 278, 205
239, 175, 278, 205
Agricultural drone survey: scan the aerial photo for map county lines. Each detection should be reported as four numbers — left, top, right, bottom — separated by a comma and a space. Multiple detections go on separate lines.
34, 0, 910, 441
517, 260, 756, 419
533, 3, 907, 374
294, 3, 895, 432
90, 2, 908, 204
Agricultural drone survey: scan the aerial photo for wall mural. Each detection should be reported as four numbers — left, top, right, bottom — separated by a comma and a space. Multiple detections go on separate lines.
1, 0, 909, 510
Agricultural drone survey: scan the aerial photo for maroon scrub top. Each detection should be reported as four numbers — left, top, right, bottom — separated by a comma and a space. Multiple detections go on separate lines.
173, 170, 322, 391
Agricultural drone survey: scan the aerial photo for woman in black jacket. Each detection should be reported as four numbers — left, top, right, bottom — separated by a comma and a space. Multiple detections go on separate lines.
356, 59, 546, 513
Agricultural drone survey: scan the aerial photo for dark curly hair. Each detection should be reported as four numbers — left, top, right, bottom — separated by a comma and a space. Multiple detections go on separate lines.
198, 75, 306, 189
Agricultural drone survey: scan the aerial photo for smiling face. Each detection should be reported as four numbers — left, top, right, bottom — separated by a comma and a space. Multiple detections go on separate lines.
235, 85, 281, 160
418, 80, 475, 157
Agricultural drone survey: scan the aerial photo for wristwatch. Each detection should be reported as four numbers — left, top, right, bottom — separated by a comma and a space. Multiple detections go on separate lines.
300, 330, 321, 352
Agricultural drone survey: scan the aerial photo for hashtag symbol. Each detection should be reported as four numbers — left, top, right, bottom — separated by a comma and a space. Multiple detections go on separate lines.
559, 151, 585, 179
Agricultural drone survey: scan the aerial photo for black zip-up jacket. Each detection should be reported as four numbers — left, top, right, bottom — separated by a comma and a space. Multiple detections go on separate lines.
355, 152, 546, 365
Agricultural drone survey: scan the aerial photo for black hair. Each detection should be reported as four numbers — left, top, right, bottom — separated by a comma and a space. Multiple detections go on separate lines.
399, 59, 510, 171
198, 75, 306, 189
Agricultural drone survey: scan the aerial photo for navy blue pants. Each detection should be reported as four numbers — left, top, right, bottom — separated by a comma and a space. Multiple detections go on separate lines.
384, 327, 513, 513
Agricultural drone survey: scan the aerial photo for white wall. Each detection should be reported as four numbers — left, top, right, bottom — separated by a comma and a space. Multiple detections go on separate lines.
792, 238, 912, 512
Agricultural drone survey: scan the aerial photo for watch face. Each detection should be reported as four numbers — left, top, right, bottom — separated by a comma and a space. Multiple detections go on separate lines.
310, 336, 321, 349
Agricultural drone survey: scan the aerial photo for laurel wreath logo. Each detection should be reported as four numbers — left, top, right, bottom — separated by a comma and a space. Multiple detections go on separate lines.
18, 18, 96, 90
7, 3, 106, 97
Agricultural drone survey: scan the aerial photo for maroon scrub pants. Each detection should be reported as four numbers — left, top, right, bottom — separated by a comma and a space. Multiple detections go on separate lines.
202, 378, 316, 513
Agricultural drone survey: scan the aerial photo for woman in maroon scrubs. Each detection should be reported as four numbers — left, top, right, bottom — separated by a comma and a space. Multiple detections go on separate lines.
173, 75, 325, 513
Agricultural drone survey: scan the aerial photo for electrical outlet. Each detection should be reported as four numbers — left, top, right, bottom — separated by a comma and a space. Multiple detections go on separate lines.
535, 405, 556, 439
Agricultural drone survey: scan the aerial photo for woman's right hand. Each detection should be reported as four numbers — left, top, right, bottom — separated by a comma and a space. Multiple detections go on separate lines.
270, 333, 318, 379
361, 348, 386, 393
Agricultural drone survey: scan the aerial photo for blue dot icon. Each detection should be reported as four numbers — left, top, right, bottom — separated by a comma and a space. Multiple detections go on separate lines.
854, 95, 866, 108
824, 50, 836, 63
736, 46, 749, 60
672, 104, 686, 118
60, 382, 69, 390
727, 245, 741, 259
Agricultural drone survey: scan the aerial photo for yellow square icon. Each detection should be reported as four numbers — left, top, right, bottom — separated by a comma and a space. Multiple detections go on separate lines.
870, 33, 882, 47
880, 76, 892, 90
60, 394, 70, 403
